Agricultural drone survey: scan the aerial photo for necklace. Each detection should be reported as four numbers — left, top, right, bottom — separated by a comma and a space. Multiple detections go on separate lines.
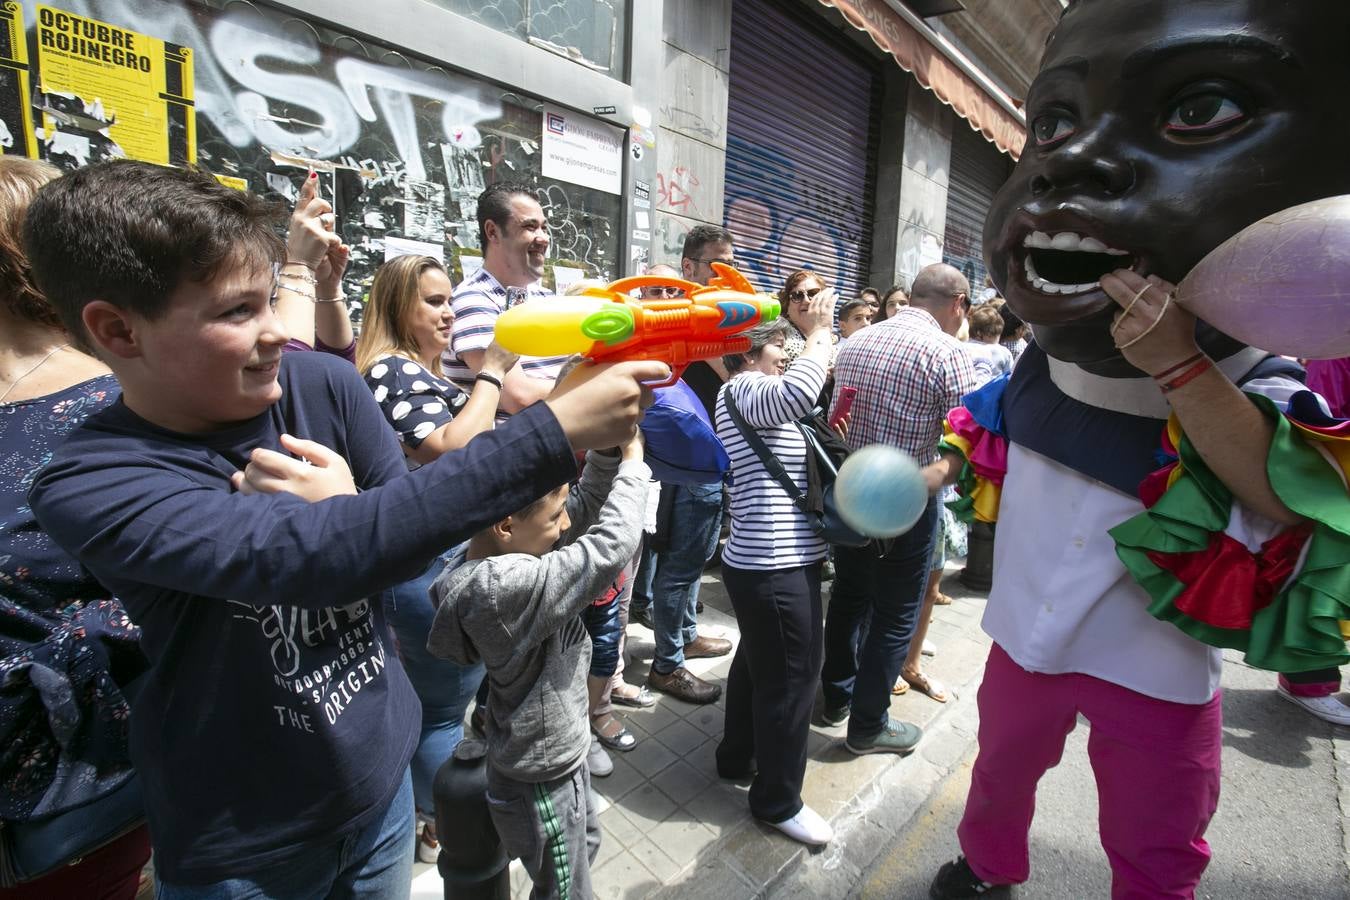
0, 343, 69, 404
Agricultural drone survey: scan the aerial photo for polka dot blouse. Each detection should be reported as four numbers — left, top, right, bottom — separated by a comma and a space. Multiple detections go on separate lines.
364, 355, 468, 454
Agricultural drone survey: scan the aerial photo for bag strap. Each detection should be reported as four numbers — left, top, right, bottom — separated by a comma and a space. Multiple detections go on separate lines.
723, 391, 812, 515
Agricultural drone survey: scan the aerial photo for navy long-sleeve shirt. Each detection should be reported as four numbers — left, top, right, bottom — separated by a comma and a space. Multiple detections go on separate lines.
28, 351, 577, 883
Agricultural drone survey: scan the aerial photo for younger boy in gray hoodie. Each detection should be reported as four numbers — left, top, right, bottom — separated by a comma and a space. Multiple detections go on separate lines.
427, 434, 648, 900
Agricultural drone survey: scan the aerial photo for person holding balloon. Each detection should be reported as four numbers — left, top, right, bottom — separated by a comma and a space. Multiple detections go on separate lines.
711, 289, 840, 847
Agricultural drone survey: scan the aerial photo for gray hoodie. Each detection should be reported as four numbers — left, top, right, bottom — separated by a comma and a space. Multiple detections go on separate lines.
427, 452, 649, 783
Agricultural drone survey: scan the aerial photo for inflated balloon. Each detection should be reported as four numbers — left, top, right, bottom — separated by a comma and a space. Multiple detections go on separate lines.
1177, 196, 1350, 359
833, 445, 928, 538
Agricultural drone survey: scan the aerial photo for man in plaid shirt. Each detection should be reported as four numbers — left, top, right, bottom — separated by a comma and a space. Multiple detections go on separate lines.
820, 263, 977, 754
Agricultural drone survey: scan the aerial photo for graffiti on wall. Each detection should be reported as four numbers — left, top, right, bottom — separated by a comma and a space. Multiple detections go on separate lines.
655, 164, 702, 218
722, 134, 870, 298
9, 0, 621, 308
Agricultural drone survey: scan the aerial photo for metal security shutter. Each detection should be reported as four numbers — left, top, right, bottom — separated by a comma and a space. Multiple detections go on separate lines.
943, 123, 1012, 293
724, 0, 881, 300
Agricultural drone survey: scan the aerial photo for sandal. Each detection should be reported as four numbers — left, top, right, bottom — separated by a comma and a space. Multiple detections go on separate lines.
902, 669, 948, 703
592, 714, 637, 751
890, 678, 910, 696
612, 685, 657, 708
934, 592, 954, 606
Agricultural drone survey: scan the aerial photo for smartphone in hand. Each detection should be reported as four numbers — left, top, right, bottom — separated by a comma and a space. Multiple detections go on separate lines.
830, 385, 858, 429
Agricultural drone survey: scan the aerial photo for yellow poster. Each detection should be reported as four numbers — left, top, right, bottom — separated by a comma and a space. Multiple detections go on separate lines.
0, 2, 37, 157
34, 4, 194, 166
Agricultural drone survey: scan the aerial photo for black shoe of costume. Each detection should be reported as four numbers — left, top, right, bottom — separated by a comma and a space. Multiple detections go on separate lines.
929, 856, 1008, 899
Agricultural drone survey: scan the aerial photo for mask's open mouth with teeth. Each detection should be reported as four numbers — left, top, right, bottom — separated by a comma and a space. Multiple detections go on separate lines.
1022, 231, 1135, 295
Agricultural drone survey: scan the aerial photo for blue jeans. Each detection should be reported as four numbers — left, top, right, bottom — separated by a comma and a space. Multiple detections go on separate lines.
821, 495, 939, 739
156, 770, 413, 899
387, 556, 484, 818
633, 481, 723, 674
583, 597, 623, 678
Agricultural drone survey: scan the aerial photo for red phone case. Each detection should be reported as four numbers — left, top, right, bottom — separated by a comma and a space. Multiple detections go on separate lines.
830, 386, 857, 427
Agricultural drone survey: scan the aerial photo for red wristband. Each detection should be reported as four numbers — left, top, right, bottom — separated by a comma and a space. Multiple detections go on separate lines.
1158, 358, 1213, 394
1151, 352, 1205, 381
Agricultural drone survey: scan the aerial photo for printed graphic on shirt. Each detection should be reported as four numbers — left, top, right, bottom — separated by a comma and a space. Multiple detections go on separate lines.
227, 597, 389, 731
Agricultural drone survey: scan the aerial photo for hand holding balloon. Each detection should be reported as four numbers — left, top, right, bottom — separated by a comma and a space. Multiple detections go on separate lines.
833, 445, 928, 538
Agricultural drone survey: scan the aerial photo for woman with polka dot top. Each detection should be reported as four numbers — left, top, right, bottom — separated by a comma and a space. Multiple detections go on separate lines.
355, 254, 518, 863
356, 254, 517, 466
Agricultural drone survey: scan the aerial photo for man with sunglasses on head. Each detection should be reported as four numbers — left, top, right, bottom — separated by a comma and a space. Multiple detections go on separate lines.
632, 234, 738, 705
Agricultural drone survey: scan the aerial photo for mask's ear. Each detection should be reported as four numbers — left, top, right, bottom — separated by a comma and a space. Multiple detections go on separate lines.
491, 516, 513, 543
680, 257, 696, 281
82, 300, 142, 360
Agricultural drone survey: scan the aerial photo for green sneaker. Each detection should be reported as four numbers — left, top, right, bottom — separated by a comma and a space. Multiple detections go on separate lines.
845, 718, 923, 755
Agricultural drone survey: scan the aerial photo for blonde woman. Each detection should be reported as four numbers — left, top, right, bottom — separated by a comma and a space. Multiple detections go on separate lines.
357, 254, 516, 463
355, 253, 517, 861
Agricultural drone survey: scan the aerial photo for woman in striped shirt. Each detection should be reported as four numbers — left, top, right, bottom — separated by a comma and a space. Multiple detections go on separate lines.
712, 288, 838, 847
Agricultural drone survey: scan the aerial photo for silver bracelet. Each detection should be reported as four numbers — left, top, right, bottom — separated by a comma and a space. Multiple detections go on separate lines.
315, 288, 346, 304
276, 282, 316, 300
278, 266, 318, 285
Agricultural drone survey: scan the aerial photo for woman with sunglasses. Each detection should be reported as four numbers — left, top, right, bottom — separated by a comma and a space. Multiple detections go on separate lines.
777, 270, 841, 372
354, 254, 518, 863
712, 289, 842, 847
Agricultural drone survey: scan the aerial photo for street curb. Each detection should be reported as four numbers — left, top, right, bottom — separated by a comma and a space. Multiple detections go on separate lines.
759, 661, 986, 899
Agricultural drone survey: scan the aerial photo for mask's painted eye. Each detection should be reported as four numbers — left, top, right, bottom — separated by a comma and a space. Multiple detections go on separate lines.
1165, 94, 1246, 135
1031, 113, 1075, 148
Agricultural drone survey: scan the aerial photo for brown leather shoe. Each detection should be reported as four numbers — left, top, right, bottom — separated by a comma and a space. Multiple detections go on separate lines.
683, 634, 732, 659
648, 666, 721, 704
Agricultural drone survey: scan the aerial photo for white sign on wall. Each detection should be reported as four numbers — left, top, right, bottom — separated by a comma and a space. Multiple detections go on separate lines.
541, 103, 624, 195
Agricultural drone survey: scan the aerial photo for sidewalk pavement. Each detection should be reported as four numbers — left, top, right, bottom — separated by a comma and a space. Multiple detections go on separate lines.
410, 558, 995, 899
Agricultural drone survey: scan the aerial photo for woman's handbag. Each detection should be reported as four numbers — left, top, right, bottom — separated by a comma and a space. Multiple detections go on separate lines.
723, 393, 870, 548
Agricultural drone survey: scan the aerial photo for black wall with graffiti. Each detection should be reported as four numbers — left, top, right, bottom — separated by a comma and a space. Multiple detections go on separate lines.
6, 0, 623, 322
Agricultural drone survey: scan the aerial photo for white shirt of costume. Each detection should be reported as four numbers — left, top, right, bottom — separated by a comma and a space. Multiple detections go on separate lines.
984, 361, 1301, 705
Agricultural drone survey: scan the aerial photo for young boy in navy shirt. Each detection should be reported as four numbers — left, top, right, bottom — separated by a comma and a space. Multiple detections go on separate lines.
24, 161, 662, 895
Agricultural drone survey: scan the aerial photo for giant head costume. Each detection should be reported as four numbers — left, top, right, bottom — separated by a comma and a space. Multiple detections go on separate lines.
985, 0, 1350, 377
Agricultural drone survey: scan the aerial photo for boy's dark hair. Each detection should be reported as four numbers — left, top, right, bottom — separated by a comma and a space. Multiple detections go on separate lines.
478, 181, 539, 249
682, 224, 734, 262
859, 287, 880, 301
838, 298, 872, 321
24, 161, 285, 351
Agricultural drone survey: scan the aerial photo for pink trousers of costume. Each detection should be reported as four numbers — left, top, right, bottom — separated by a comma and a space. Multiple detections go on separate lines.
958, 643, 1222, 900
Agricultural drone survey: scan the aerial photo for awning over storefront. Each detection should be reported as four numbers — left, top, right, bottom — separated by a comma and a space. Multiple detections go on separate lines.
818, 0, 1026, 159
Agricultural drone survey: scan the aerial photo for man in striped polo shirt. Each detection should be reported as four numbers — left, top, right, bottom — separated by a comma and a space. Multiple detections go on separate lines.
444, 182, 568, 409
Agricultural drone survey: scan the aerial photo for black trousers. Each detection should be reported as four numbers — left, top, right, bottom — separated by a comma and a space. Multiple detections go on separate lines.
717, 560, 824, 823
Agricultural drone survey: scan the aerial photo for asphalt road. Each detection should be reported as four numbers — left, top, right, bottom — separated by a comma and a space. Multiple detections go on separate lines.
853, 654, 1350, 899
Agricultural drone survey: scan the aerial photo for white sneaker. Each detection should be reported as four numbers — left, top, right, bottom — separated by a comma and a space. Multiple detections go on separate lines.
588, 737, 614, 777
1278, 687, 1350, 726
416, 816, 440, 864
921, 638, 937, 657
765, 804, 833, 846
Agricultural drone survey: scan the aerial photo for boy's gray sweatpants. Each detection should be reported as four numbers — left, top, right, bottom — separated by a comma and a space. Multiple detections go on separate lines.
486, 762, 600, 900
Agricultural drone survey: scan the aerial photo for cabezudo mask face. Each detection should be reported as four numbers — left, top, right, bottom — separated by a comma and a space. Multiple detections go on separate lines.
984, 0, 1350, 376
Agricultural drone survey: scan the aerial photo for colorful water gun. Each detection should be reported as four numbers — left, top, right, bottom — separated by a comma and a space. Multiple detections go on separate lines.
494, 263, 780, 386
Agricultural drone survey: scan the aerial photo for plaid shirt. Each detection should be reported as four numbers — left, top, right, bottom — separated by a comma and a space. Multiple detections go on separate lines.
830, 307, 978, 462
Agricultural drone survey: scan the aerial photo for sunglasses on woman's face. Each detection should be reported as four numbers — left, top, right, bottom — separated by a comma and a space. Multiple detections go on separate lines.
785, 286, 824, 303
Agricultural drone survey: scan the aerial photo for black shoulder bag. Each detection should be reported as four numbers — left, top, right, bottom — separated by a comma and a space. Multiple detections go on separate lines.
723, 392, 870, 548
